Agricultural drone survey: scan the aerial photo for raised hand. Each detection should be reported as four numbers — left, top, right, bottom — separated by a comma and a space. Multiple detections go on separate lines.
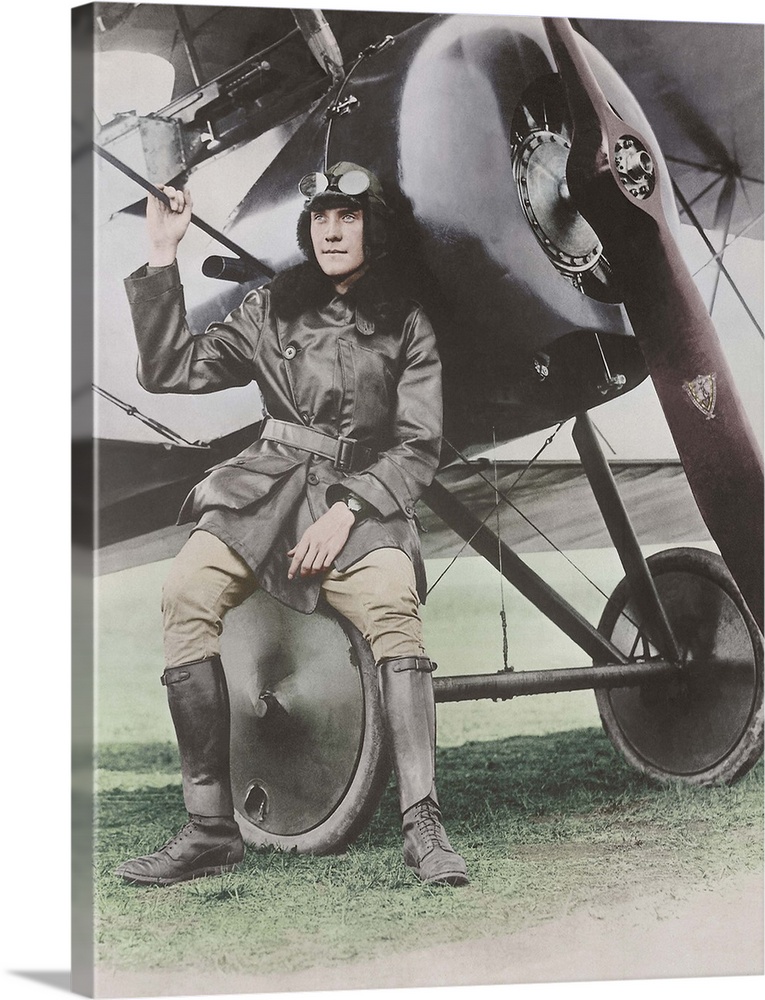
147, 185, 193, 266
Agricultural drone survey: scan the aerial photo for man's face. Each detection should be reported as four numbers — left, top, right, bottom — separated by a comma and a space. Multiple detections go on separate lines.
310, 205, 366, 284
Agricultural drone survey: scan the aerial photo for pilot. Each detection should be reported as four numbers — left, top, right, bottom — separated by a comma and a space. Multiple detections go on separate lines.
117, 161, 469, 888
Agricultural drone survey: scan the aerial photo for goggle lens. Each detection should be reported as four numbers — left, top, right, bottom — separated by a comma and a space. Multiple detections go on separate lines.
298, 170, 371, 199
337, 169, 371, 195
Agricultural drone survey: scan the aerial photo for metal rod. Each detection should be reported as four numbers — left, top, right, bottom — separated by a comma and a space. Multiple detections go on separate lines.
572, 413, 681, 661
671, 178, 763, 339
91, 383, 209, 448
692, 211, 764, 276
92, 142, 275, 277
665, 155, 763, 187
422, 478, 628, 664
173, 5, 205, 88
433, 659, 676, 703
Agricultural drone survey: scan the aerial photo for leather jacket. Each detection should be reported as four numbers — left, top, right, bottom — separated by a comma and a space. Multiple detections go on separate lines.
124, 260, 443, 613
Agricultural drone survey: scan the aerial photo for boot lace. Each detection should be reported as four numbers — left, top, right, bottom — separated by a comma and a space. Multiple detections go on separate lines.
412, 800, 448, 850
160, 819, 199, 851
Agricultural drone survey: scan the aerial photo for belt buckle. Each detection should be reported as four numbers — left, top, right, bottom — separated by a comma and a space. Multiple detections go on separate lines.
335, 436, 356, 472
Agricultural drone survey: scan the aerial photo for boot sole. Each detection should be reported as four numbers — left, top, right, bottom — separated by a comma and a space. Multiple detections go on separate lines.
116, 861, 241, 887
421, 871, 470, 887
408, 863, 470, 887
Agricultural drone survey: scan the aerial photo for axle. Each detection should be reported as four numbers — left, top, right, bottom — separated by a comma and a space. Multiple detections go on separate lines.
432, 658, 677, 702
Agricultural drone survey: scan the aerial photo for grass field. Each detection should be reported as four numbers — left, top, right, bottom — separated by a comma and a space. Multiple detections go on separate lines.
92, 545, 763, 993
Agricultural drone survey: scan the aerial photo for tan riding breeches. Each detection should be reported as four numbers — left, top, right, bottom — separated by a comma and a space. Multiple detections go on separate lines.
161, 530, 426, 667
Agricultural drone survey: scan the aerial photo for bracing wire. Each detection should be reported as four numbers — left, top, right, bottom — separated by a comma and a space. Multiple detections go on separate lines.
492, 428, 510, 671
433, 429, 645, 636
425, 501, 504, 597
426, 424, 565, 598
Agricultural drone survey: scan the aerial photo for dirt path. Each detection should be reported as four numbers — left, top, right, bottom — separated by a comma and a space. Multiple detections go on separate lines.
97, 870, 763, 997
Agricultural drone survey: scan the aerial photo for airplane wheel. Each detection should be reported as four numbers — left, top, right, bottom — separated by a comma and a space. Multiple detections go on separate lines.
220, 590, 390, 854
595, 547, 763, 786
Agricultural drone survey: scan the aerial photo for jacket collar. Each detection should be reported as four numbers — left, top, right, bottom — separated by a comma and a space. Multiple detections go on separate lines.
269, 261, 403, 337
355, 306, 375, 336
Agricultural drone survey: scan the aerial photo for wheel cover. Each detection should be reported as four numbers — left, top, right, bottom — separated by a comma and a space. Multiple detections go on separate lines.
603, 569, 759, 775
220, 591, 366, 837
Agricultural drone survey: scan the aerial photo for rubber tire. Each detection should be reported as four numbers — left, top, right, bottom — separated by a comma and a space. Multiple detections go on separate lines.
595, 546, 763, 786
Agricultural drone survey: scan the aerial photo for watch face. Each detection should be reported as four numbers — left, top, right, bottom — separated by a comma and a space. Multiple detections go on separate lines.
345, 495, 363, 514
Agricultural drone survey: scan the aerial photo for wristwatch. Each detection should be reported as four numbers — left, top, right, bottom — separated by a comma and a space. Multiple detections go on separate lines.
342, 493, 365, 521
343, 493, 364, 521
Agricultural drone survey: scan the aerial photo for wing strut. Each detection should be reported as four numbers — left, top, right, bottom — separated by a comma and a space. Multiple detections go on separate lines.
291, 9, 345, 84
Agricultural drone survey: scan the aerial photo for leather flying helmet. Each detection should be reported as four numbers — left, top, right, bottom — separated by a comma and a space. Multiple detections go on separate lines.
297, 161, 390, 262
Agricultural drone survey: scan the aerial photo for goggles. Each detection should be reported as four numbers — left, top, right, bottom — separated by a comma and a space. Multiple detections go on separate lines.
298, 169, 371, 200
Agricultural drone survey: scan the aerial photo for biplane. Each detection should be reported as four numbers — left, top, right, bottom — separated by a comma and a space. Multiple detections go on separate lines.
73, 3, 764, 854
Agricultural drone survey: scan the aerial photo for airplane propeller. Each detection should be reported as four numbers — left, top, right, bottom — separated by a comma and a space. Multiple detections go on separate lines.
543, 18, 763, 631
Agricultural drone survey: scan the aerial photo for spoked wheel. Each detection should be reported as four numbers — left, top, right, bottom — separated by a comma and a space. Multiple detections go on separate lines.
220, 591, 390, 853
595, 547, 763, 785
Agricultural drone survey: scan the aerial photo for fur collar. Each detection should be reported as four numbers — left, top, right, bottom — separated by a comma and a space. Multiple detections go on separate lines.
268, 261, 409, 333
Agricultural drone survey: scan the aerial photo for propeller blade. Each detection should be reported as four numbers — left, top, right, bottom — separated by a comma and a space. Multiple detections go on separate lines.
544, 17, 763, 631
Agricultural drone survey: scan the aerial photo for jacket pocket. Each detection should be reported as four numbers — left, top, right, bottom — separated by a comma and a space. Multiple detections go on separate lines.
202, 442, 302, 476
338, 339, 397, 435
180, 453, 303, 518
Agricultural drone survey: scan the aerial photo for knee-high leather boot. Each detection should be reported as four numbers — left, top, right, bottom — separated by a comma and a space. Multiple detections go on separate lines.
115, 656, 244, 886
378, 656, 469, 886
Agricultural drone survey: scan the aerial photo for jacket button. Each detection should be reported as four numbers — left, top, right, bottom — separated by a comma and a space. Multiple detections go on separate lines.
283, 345, 297, 360
307, 473, 319, 485
405, 505, 414, 516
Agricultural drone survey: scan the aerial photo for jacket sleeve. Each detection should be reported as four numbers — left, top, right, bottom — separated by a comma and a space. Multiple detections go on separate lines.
124, 261, 267, 394
328, 306, 443, 518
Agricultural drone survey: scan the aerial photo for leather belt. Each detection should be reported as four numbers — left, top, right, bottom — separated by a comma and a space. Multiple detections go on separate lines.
259, 417, 374, 473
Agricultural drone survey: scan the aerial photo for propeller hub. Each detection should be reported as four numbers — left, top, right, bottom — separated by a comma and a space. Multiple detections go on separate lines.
613, 136, 656, 200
